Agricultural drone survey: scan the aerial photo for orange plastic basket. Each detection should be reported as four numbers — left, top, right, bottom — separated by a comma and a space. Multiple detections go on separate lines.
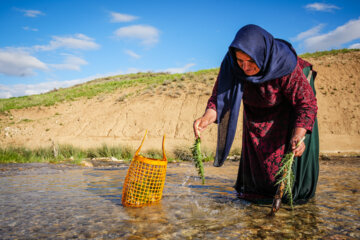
122, 131, 167, 207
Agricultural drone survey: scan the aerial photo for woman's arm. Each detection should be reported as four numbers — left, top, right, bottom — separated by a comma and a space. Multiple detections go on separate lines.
193, 108, 217, 138
282, 61, 318, 157
193, 77, 219, 138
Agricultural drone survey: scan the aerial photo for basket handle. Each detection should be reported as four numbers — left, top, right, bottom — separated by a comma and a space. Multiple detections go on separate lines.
135, 130, 167, 161
162, 134, 167, 161
135, 130, 148, 156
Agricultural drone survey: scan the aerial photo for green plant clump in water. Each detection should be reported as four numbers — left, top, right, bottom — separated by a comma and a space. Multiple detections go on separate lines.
275, 136, 306, 208
191, 137, 205, 184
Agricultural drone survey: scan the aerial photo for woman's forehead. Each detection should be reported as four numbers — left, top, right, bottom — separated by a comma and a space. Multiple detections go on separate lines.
235, 50, 252, 60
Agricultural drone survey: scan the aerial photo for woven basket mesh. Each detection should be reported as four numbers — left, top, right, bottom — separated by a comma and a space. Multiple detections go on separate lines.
122, 132, 167, 207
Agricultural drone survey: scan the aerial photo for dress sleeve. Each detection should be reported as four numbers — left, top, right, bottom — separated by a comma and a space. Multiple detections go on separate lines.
206, 75, 219, 111
281, 62, 318, 132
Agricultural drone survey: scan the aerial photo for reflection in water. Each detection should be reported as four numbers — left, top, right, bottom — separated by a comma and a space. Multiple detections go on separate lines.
0, 159, 359, 239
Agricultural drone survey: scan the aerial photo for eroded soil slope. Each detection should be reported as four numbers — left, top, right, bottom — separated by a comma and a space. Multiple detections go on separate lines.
1, 51, 359, 155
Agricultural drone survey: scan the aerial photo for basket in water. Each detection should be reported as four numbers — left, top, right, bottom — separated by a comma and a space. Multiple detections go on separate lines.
122, 131, 167, 207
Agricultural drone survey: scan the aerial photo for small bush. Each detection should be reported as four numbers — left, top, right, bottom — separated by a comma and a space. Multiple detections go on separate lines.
173, 147, 193, 161
143, 148, 163, 159
230, 147, 242, 156
162, 80, 171, 86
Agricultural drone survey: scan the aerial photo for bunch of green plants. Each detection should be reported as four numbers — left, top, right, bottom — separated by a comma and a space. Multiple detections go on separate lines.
275, 136, 305, 208
191, 137, 205, 184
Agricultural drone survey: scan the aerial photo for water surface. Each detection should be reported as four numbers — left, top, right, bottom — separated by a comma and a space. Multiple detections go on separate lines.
0, 159, 359, 239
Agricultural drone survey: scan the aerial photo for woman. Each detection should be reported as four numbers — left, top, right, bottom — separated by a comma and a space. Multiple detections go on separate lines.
193, 24, 319, 204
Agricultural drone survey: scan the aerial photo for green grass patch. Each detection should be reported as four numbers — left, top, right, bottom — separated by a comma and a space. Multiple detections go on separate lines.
172, 145, 215, 162
0, 69, 221, 112
18, 118, 33, 123
300, 48, 360, 59
0, 145, 136, 164
86, 144, 133, 160
0, 71, 208, 112
0, 143, 215, 164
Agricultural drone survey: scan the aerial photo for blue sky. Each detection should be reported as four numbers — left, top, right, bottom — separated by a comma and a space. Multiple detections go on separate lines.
0, 0, 359, 98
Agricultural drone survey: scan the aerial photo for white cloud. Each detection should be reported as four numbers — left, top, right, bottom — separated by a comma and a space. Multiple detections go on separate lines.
0, 80, 80, 98
114, 25, 159, 45
160, 63, 195, 74
305, 3, 340, 12
0, 86, 13, 99
291, 24, 324, 42
50, 54, 88, 71
110, 12, 138, 22
0, 73, 115, 98
349, 43, 360, 49
34, 34, 100, 51
0, 48, 48, 77
304, 17, 360, 52
23, 26, 39, 32
125, 49, 141, 59
17, 9, 44, 17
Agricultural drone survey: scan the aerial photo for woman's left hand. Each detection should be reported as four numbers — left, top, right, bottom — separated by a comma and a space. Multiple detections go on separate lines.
290, 128, 307, 157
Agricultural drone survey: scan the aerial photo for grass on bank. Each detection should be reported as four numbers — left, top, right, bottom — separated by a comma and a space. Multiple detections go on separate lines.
299, 48, 360, 59
0, 144, 221, 164
0, 69, 218, 113
0, 48, 359, 113
0, 145, 134, 164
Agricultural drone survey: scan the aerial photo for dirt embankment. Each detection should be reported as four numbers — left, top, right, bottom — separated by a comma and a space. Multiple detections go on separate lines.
1, 51, 359, 156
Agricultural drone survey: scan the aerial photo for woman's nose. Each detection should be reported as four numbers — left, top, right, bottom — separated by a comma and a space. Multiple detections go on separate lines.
242, 61, 250, 70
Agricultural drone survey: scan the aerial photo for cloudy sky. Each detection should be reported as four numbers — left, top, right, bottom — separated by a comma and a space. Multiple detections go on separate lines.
1, 0, 359, 98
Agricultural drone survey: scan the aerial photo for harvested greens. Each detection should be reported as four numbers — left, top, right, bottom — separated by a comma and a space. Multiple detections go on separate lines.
274, 136, 306, 209
191, 137, 205, 184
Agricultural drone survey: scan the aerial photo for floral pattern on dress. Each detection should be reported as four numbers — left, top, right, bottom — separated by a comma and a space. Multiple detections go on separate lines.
207, 57, 318, 197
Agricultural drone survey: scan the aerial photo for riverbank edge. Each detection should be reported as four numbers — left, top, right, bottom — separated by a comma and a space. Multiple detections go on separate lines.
0, 152, 359, 168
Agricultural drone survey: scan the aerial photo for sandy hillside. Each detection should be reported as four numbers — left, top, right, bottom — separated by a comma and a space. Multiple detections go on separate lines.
1, 51, 360, 156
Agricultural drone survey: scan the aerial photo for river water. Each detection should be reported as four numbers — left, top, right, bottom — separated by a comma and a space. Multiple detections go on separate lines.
0, 159, 359, 239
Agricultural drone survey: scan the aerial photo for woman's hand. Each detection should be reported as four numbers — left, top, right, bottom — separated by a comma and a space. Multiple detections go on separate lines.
193, 109, 217, 138
290, 127, 307, 157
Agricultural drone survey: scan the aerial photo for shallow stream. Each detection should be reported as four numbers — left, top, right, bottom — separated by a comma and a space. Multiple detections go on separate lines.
0, 159, 359, 239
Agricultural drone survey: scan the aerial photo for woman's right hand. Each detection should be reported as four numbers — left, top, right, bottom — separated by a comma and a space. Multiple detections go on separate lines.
193, 108, 217, 138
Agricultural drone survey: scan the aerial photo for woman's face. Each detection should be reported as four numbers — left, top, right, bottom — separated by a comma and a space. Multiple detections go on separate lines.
235, 50, 260, 76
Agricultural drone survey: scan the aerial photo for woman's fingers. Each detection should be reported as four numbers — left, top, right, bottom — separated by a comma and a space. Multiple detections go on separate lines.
193, 109, 217, 139
290, 134, 306, 157
193, 118, 210, 138
293, 142, 305, 157
193, 119, 201, 138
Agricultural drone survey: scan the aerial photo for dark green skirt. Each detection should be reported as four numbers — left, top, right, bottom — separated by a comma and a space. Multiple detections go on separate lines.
291, 66, 319, 204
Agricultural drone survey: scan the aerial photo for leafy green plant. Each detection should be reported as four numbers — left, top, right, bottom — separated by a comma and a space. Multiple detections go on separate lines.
191, 137, 205, 184
275, 136, 306, 208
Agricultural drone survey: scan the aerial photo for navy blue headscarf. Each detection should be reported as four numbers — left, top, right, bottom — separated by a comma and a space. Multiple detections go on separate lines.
214, 24, 297, 167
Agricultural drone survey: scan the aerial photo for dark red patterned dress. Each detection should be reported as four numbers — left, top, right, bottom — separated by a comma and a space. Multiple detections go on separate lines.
207, 57, 319, 202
